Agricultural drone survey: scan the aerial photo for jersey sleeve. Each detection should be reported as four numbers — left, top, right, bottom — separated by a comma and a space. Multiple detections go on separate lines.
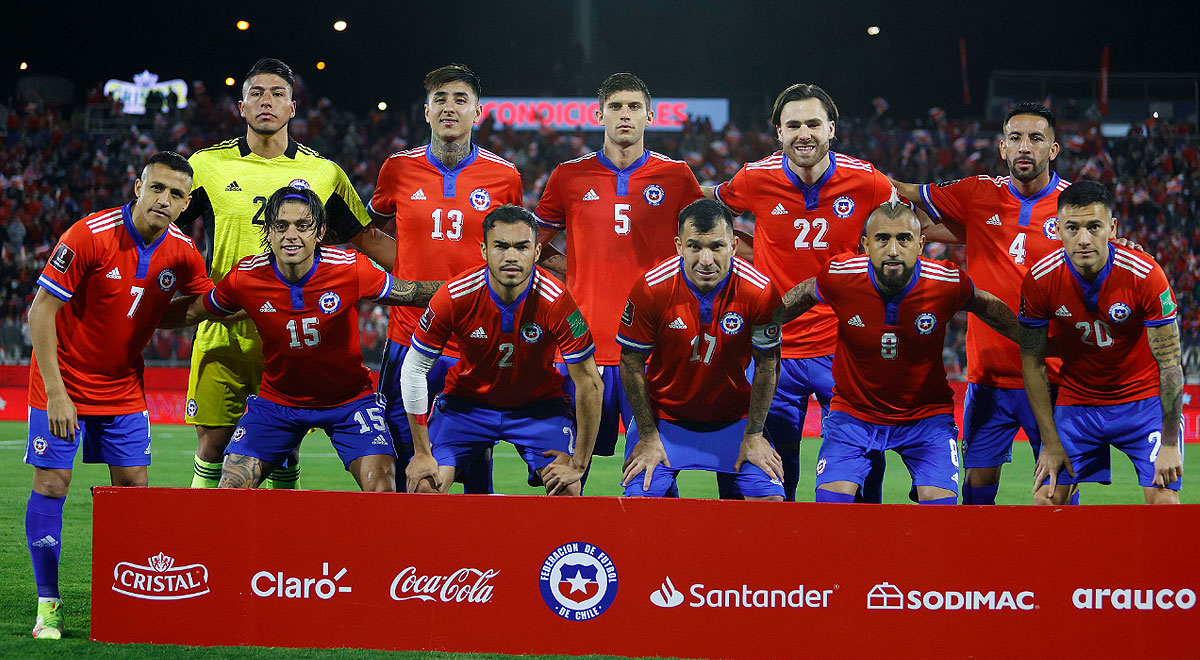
917, 177, 975, 224
1018, 270, 1049, 328
750, 283, 784, 351
713, 166, 751, 215
325, 163, 373, 244
367, 158, 397, 221
676, 163, 704, 209
1140, 262, 1178, 327
356, 253, 394, 302
503, 169, 525, 206
37, 222, 96, 302
203, 267, 243, 317
550, 291, 596, 364
955, 273, 976, 310
177, 242, 215, 297
409, 286, 454, 358
614, 278, 658, 353
534, 167, 566, 231
871, 167, 898, 208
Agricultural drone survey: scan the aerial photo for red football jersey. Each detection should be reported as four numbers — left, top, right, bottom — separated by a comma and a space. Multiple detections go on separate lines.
30, 204, 212, 414
1019, 246, 1176, 406
715, 151, 895, 359
919, 172, 1069, 388
411, 266, 596, 409
535, 149, 703, 365
616, 256, 782, 422
369, 144, 523, 355
204, 247, 393, 408
815, 253, 975, 424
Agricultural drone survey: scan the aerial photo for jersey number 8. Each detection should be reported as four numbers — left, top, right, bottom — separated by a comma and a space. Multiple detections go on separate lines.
881, 332, 898, 360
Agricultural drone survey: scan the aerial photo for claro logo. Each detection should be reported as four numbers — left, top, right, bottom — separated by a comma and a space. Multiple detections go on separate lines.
1073, 588, 1196, 610
112, 552, 210, 600
389, 566, 498, 603
252, 562, 352, 600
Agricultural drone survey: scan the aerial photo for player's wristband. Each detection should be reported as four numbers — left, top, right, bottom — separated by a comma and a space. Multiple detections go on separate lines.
412, 412, 429, 427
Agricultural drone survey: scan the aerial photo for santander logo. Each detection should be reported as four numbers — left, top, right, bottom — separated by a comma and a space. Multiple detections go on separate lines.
389, 566, 498, 604
650, 576, 685, 608
112, 552, 210, 600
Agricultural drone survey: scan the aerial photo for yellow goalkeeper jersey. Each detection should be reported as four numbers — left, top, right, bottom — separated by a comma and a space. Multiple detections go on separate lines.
181, 135, 371, 355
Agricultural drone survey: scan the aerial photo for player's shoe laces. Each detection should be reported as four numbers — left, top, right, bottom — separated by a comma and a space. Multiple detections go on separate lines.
32, 598, 63, 639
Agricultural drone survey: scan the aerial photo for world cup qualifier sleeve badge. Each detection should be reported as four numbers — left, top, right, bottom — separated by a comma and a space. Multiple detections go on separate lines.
539, 541, 618, 621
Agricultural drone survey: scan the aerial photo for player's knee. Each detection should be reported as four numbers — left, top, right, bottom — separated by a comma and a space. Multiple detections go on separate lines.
112, 469, 149, 487
965, 466, 1001, 487
33, 468, 71, 498
196, 425, 234, 461
817, 481, 858, 496
1145, 487, 1180, 505
1033, 485, 1071, 505
747, 494, 784, 502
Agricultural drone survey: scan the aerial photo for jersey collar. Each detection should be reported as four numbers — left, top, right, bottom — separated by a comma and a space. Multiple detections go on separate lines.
596, 148, 650, 197
1065, 243, 1114, 313
425, 143, 480, 198
781, 151, 837, 212
237, 135, 299, 159
867, 258, 921, 326
121, 202, 171, 279
485, 266, 534, 333
270, 248, 321, 311
1007, 171, 1060, 227
680, 256, 731, 324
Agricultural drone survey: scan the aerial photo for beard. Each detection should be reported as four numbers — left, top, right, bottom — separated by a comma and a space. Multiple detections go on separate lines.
1008, 156, 1047, 182
875, 263, 915, 294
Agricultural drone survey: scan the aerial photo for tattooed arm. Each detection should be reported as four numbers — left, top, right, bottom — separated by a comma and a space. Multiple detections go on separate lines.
218, 453, 272, 488
380, 279, 443, 307
737, 344, 783, 483
778, 277, 820, 325
1147, 321, 1184, 487
1020, 323, 1074, 493
964, 288, 1020, 343
619, 347, 669, 491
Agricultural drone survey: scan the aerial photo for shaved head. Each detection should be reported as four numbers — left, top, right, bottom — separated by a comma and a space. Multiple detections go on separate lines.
864, 201, 920, 236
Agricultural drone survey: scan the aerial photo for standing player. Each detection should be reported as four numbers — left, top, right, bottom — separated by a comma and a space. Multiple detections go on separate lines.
401, 206, 603, 495
890, 102, 1072, 504
779, 201, 1019, 503
535, 73, 703, 473
618, 199, 784, 499
179, 58, 395, 489
371, 64, 523, 493
1019, 182, 1183, 504
704, 83, 895, 501
24, 153, 212, 639
185, 187, 440, 490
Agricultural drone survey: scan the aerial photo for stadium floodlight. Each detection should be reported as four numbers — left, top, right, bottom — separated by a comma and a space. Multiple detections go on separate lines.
378, 102, 388, 111
316, 61, 327, 70
867, 26, 881, 36
333, 20, 347, 31
236, 20, 250, 31
224, 77, 236, 86
19, 62, 28, 70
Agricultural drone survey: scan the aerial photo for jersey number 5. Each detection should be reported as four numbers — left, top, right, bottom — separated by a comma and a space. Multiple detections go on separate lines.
614, 204, 631, 235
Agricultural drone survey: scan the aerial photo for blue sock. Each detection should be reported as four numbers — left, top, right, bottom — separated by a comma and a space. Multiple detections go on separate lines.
26, 491, 65, 599
778, 443, 800, 502
963, 484, 999, 505
815, 489, 856, 503
920, 496, 958, 505
1070, 489, 1081, 505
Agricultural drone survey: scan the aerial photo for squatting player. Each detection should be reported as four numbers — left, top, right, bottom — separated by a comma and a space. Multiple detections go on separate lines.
1019, 182, 1183, 504
402, 206, 603, 495
618, 199, 785, 499
780, 200, 1020, 503
185, 187, 440, 491
890, 102, 1072, 505
179, 58, 395, 489
705, 83, 895, 501
371, 64, 523, 493
535, 72, 703, 473
24, 153, 212, 639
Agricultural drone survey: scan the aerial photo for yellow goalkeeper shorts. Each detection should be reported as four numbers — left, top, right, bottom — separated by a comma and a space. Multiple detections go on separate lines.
185, 349, 264, 427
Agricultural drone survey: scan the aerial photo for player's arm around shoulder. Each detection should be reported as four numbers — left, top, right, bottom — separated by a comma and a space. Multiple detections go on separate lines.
963, 285, 1019, 343
778, 276, 820, 325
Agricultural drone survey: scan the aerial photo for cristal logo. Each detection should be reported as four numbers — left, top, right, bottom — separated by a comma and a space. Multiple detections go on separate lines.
112, 552, 210, 600
1073, 588, 1196, 610
252, 562, 352, 600
867, 582, 1035, 611
650, 576, 685, 608
389, 566, 499, 604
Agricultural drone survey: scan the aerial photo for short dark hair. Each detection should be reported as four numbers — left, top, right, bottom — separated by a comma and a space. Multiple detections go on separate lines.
771, 83, 839, 127
678, 198, 733, 234
1057, 181, 1114, 213
261, 186, 326, 247
482, 204, 537, 238
143, 151, 192, 179
244, 58, 295, 98
1004, 101, 1056, 134
424, 64, 481, 100
598, 72, 651, 107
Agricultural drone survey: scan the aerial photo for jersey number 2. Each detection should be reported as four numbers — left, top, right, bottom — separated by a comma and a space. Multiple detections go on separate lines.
794, 218, 830, 249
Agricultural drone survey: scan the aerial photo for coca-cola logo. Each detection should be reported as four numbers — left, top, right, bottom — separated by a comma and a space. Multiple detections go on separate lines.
112, 552, 210, 600
389, 566, 498, 604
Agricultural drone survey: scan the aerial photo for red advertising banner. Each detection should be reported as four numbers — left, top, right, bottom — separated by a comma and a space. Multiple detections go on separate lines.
92, 488, 1200, 659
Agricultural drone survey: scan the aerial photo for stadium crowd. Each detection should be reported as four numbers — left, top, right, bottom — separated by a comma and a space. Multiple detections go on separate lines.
1, 85, 1197, 372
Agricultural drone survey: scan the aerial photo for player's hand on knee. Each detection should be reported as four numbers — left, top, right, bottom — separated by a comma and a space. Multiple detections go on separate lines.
737, 433, 784, 484
405, 454, 443, 493
540, 450, 585, 495
46, 392, 79, 441
1033, 443, 1074, 494
1153, 445, 1183, 488
622, 435, 669, 490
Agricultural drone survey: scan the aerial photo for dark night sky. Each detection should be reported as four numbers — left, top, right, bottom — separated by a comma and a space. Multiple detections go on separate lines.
4, 1, 1198, 121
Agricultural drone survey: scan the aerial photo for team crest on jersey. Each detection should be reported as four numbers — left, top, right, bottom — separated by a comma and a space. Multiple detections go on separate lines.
33, 436, 47, 455
156, 269, 176, 291
1043, 217, 1059, 240
319, 291, 341, 314
418, 307, 435, 331
521, 322, 544, 343
289, 179, 311, 190
539, 541, 618, 621
231, 426, 246, 442
816, 458, 826, 475
1108, 302, 1132, 323
49, 243, 75, 273
469, 188, 491, 211
914, 312, 938, 335
186, 399, 197, 417
642, 184, 665, 207
833, 196, 855, 218
720, 312, 744, 335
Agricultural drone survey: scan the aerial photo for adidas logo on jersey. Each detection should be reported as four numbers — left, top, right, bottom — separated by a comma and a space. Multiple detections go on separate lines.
583, 189, 600, 201
848, 315, 866, 327
31, 535, 59, 548
1055, 305, 1072, 317
371, 435, 388, 446
771, 203, 788, 216
225, 181, 242, 192
470, 327, 489, 339
986, 214, 1002, 226
106, 267, 121, 279
411, 189, 427, 200
259, 301, 277, 313
668, 317, 688, 330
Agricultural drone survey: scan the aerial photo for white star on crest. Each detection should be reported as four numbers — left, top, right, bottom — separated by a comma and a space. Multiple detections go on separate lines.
564, 572, 592, 593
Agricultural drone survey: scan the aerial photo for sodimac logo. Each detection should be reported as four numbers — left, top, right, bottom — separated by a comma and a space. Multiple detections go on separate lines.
112, 552, 210, 600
